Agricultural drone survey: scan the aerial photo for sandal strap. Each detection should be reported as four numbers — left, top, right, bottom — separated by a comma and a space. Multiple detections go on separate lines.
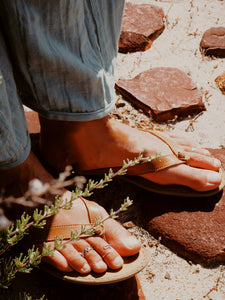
79, 130, 190, 176
31, 198, 105, 243
125, 154, 186, 175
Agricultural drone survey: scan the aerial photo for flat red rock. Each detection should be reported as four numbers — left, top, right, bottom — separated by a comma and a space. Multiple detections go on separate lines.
200, 27, 225, 57
119, 3, 165, 53
146, 148, 225, 265
115, 67, 205, 122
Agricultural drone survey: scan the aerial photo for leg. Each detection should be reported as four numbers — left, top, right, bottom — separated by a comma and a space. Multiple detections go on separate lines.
1, 0, 217, 193
0, 0, 140, 274
0, 0, 221, 194
0, 28, 30, 171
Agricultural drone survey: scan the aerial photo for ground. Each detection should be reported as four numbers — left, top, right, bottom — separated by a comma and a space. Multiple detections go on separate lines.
114, 0, 225, 299
3, 0, 225, 299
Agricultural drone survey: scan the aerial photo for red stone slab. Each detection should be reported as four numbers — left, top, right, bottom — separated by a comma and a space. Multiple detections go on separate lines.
146, 149, 225, 265
200, 27, 225, 57
115, 67, 205, 122
119, 3, 164, 53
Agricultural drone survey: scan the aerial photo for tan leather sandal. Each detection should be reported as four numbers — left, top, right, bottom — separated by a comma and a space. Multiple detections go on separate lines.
79, 130, 225, 198
38, 198, 149, 285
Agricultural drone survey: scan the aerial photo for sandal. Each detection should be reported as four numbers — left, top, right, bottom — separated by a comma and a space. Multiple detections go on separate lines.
79, 130, 225, 198
35, 198, 149, 285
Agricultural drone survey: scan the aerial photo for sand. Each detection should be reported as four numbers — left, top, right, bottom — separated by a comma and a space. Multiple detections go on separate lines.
116, 0, 225, 149
115, 0, 225, 299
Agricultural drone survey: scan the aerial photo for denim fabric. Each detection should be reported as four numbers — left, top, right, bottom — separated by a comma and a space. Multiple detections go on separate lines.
0, 0, 124, 169
0, 30, 31, 170
0, 0, 125, 121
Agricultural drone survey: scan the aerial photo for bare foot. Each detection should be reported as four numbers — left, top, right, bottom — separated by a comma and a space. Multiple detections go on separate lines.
0, 152, 141, 273
39, 116, 222, 192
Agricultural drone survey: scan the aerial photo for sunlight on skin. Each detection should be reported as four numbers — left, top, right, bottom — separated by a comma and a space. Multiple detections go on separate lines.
39, 116, 222, 193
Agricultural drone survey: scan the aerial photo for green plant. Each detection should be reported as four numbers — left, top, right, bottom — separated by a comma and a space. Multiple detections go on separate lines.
0, 153, 155, 292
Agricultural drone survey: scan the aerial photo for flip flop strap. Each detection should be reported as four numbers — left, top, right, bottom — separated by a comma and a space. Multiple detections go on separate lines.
32, 198, 105, 243
146, 129, 185, 157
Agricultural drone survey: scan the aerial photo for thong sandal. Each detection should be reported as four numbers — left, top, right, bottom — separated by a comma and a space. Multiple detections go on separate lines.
34, 198, 149, 285
79, 130, 225, 198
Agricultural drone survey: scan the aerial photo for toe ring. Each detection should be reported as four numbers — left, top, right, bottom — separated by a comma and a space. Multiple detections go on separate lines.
102, 244, 112, 258
81, 246, 94, 257
102, 250, 112, 258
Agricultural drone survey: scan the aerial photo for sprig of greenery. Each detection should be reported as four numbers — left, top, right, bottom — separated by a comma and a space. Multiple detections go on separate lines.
0, 153, 154, 290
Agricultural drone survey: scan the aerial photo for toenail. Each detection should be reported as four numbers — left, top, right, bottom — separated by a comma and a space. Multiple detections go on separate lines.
213, 158, 221, 168
207, 172, 221, 184
80, 263, 91, 273
112, 256, 123, 267
95, 260, 107, 269
126, 236, 140, 249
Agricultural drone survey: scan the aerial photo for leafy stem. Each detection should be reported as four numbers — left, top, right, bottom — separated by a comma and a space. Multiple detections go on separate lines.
0, 153, 154, 289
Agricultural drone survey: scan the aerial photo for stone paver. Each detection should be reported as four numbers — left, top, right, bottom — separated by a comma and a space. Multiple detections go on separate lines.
145, 149, 225, 265
116, 67, 205, 122
200, 27, 225, 57
119, 2, 164, 53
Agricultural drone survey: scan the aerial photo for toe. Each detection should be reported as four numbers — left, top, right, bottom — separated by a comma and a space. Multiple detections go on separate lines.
187, 152, 221, 171
59, 243, 92, 273
183, 145, 211, 157
70, 240, 108, 273
184, 168, 222, 191
103, 218, 141, 257
143, 163, 222, 192
42, 249, 73, 272
87, 237, 124, 270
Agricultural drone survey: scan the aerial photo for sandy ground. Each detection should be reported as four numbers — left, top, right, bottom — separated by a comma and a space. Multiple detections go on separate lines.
114, 0, 225, 299
116, 0, 225, 149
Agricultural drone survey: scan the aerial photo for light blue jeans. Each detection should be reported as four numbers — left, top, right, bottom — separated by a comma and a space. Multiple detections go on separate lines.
0, 0, 125, 169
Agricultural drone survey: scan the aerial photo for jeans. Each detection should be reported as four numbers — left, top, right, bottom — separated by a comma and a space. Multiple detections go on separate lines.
0, 0, 125, 169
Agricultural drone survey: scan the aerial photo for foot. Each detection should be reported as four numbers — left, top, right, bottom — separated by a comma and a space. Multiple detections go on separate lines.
0, 152, 141, 273
39, 116, 222, 192
43, 193, 141, 273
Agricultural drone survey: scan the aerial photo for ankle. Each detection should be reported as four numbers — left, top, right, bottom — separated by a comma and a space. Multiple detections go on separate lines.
39, 115, 114, 171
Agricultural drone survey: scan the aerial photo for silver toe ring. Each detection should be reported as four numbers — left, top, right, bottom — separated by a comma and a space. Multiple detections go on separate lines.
80, 246, 94, 257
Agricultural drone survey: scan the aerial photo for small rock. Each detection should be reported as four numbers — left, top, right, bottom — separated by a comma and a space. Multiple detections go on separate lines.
123, 221, 135, 229
148, 240, 155, 247
215, 71, 225, 94
164, 272, 171, 280
200, 27, 225, 57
